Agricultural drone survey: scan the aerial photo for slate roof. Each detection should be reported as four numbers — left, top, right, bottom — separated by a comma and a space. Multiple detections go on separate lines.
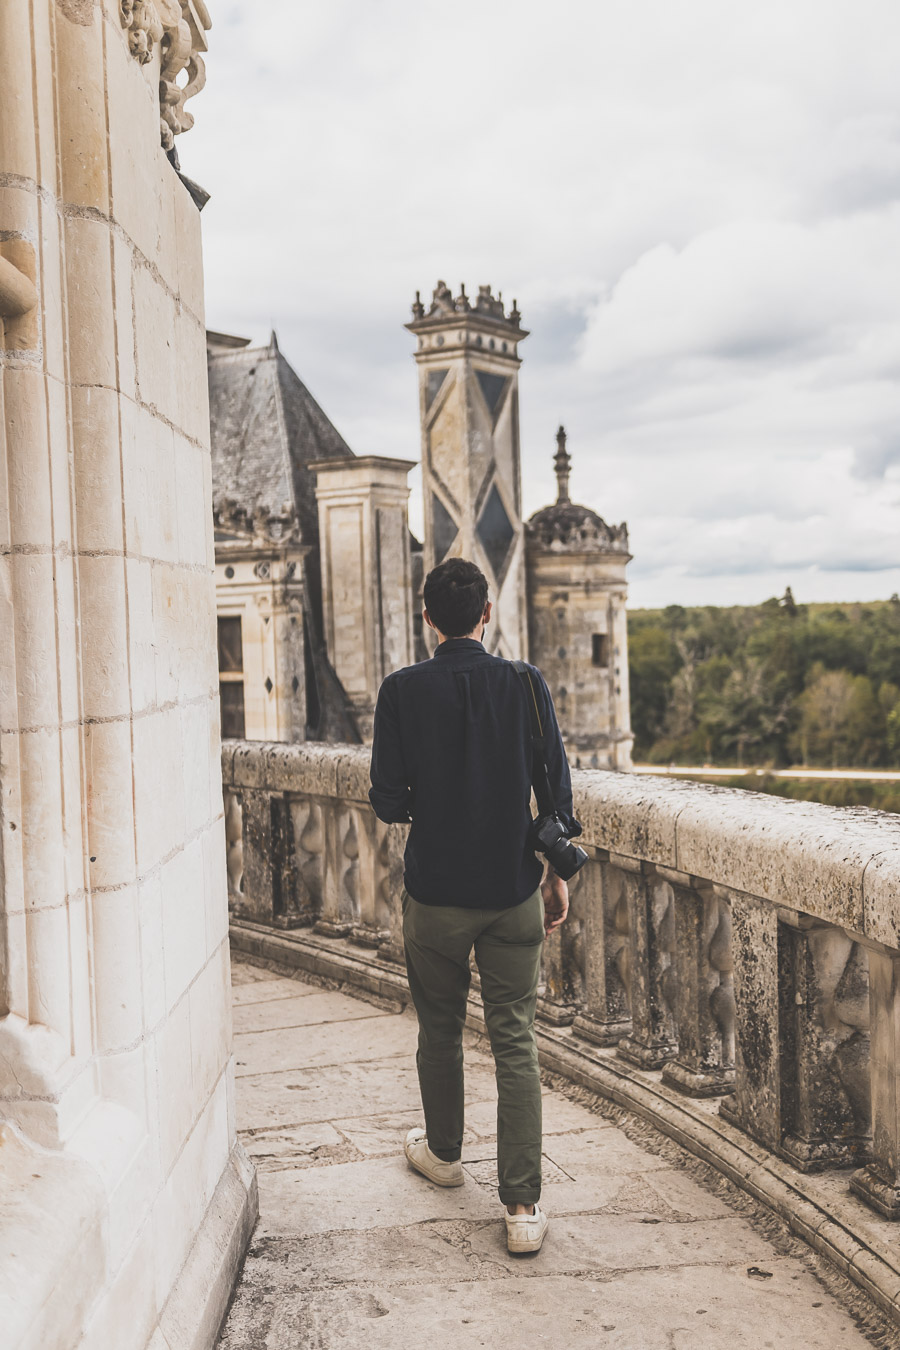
208, 332, 353, 543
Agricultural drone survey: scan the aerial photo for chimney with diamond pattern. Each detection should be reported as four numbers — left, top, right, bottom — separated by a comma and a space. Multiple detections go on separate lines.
406, 282, 529, 659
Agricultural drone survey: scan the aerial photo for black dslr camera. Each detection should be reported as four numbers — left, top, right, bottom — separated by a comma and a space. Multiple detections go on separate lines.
530, 813, 588, 882
512, 661, 589, 884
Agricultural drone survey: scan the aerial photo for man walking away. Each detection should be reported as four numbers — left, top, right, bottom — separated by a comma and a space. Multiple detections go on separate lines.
369, 557, 581, 1253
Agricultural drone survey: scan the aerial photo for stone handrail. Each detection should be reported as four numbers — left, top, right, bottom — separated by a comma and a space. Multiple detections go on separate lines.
222, 738, 900, 1229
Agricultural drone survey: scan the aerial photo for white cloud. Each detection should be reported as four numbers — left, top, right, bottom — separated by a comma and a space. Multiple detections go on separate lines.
189, 0, 900, 607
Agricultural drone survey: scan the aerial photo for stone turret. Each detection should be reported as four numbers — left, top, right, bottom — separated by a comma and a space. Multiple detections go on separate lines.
406, 281, 529, 659
526, 428, 633, 769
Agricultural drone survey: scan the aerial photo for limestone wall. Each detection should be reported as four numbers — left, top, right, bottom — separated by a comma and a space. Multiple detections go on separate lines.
0, 4, 255, 1347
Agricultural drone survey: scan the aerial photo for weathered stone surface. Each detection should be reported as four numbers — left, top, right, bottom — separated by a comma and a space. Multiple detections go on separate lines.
234, 1013, 414, 1077
221, 1264, 872, 1350
1, 6, 245, 1349
221, 962, 877, 1350
231, 976, 319, 1005
233, 991, 393, 1034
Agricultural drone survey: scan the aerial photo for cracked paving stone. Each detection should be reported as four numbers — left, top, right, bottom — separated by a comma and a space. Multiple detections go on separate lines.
220, 958, 880, 1350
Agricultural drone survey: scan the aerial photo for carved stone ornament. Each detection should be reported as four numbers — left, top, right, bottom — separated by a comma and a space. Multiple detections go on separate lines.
120, 0, 212, 148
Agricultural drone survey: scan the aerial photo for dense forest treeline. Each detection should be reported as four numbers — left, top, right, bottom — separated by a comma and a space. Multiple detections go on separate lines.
628, 594, 900, 768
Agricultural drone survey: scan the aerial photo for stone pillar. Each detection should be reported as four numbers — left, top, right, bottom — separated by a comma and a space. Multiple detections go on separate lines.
852, 947, 900, 1215
616, 863, 678, 1069
310, 455, 416, 740
719, 896, 782, 1148
660, 878, 736, 1097
406, 282, 529, 660
1, 4, 256, 1346
571, 857, 633, 1047
777, 919, 870, 1171
536, 865, 586, 1026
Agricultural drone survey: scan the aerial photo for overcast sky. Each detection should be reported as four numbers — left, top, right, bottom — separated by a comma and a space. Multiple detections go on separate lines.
187, 0, 900, 608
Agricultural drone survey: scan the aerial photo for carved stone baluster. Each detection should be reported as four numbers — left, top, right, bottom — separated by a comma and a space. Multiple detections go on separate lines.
377, 822, 409, 966
224, 788, 244, 908
314, 807, 361, 937
720, 895, 781, 1148
351, 810, 389, 948
233, 787, 274, 924
617, 860, 677, 1069
270, 793, 301, 928
777, 920, 871, 1171
536, 866, 585, 1026
289, 798, 324, 925
571, 857, 632, 1046
850, 946, 900, 1216
661, 877, 735, 1097
313, 802, 349, 937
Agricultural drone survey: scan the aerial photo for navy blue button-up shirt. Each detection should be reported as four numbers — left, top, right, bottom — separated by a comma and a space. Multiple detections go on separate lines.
369, 638, 581, 909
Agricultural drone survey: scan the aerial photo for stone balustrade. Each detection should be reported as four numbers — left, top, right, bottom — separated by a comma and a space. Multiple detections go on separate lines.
224, 738, 900, 1316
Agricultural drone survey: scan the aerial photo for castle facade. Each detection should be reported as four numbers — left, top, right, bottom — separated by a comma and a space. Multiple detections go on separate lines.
210, 282, 633, 768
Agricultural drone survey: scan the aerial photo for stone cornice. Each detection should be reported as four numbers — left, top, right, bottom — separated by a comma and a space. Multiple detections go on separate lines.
120, 0, 212, 149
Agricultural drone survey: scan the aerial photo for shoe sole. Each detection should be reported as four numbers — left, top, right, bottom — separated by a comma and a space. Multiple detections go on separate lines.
404, 1148, 465, 1188
507, 1234, 547, 1253
507, 1219, 549, 1253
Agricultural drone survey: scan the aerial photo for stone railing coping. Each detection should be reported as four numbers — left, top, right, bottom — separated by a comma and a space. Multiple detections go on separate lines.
221, 741, 900, 949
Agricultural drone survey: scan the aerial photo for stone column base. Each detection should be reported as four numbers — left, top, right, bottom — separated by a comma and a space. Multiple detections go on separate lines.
662, 1060, 735, 1099
313, 919, 353, 938
617, 1036, 677, 1070
779, 1132, 871, 1174
850, 1165, 900, 1219
536, 997, 578, 1027
571, 1012, 631, 1047
351, 924, 390, 949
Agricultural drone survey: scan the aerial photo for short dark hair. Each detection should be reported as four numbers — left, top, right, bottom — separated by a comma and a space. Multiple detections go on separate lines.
424, 558, 489, 637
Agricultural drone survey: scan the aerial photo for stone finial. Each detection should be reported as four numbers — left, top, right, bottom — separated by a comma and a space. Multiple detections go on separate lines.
509, 299, 521, 325
429, 280, 456, 316
411, 290, 425, 319
554, 425, 571, 505
455, 283, 470, 312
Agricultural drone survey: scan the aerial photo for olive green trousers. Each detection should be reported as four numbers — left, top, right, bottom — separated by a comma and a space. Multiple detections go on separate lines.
401, 887, 544, 1206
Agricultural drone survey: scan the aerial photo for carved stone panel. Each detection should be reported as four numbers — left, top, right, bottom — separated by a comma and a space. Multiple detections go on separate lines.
720, 896, 781, 1149
617, 868, 677, 1069
777, 922, 871, 1171
537, 866, 586, 1026
572, 858, 632, 1046
662, 884, 735, 1097
290, 798, 325, 925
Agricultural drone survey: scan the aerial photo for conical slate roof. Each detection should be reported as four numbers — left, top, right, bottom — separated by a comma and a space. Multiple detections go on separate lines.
208, 333, 352, 543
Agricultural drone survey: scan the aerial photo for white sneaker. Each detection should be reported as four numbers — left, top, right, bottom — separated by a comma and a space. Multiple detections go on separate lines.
404, 1128, 464, 1187
505, 1202, 549, 1253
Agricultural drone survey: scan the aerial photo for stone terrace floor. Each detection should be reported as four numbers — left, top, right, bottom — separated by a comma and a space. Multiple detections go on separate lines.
219, 957, 884, 1350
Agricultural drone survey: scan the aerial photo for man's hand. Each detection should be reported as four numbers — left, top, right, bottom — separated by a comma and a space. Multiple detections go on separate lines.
541, 870, 569, 936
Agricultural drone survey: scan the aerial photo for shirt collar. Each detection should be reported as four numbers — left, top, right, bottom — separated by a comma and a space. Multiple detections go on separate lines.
434, 637, 485, 657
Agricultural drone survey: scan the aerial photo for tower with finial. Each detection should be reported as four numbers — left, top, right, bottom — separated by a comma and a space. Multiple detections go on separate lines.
405, 281, 529, 659
525, 428, 633, 769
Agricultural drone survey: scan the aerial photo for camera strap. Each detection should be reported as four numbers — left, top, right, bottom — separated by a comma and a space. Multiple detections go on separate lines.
511, 660, 558, 820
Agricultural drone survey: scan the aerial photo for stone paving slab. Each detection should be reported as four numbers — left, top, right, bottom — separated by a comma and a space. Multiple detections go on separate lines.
234, 990, 369, 1031
220, 958, 879, 1350
232, 976, 324, 1006
234, 1012, 412, 1077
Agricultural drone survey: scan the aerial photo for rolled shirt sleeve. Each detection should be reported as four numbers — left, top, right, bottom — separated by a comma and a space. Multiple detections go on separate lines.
369, 675, 413, 824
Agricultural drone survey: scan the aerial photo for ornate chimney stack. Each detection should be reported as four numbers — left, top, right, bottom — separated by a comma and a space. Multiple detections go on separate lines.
405, 280, 530, 659
554, 425, 572, 504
